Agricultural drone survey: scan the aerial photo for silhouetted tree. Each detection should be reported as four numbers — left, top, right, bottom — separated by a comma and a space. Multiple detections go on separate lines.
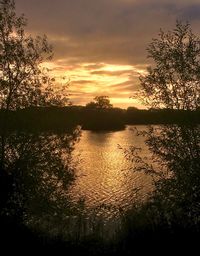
86, 96, 113, 109
0, 129, 81, 235
0, 0, 67, 111
140, 21, 200, 110
0, 0, 70, 172
128, 21, 200, 230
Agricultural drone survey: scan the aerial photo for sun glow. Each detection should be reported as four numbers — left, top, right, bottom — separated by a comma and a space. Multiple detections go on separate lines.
42, 61, 146, 108
97, 63, 133, 72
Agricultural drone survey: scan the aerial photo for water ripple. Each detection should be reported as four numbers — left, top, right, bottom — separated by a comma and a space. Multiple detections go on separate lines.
69, 126, 153, 219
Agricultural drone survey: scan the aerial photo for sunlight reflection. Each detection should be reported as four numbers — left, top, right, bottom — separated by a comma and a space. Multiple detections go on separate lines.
70, 126, 153, 218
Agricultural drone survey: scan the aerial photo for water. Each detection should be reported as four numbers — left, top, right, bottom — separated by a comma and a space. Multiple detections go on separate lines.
2, 124, 199, 242
1, 125, 154, 239
70, 125, 153, 219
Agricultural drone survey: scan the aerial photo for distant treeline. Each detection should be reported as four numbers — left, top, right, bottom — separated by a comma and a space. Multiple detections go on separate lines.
0, 106, 200, 131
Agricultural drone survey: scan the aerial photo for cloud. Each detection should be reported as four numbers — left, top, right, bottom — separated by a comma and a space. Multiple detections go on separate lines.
15, 0, 200, 67
90, 70, 133, 76
14, 0, 179, 65
180, 4, 200, 21
70, 80, 96, 85
84, 63, 106, 70
14, 0, 200, 107
109, 81, 139, 92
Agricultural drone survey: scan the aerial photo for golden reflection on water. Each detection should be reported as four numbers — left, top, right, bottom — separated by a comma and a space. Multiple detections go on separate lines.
70, 126, 153, 218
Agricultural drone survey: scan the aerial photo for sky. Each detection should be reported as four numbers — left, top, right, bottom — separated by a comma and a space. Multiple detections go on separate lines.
15, 0, 200, 108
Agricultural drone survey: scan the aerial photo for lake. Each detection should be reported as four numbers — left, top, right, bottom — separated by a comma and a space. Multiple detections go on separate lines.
69, 125, 153, 219
1, 125, 155, 239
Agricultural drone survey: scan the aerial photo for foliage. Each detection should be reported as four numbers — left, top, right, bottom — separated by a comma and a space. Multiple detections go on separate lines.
129, 125, 200, 225
140, 21, 200, 110
0, 1, 83, 242
0, 128, 81, 226
86, 96, 113, 109
0, 0, 68, 111
128, 21, 200, 229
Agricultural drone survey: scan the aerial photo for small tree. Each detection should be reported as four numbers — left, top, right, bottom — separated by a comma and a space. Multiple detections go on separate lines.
128, 22, 200, 228
0, 0, 67, 111
86, 96, 113, 109
0, 0, 71, 176
140, 21, 200, 110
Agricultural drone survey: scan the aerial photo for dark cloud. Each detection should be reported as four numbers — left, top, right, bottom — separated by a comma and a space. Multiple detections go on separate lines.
15, 0, 200, 67
90, 70, 133, 76
84, 63, 106, 70
14, 0, 181, 65
70, 80, 95, 85
68, 90, 89, 96
107, 75, 141, 93
14, 0, 200, 107
181, 4, 200, 21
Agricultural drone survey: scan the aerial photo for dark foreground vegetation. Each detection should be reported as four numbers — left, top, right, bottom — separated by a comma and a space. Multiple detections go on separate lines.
0, 106, 200, 131
1, 216, 198, 255
0, 125, 199, 256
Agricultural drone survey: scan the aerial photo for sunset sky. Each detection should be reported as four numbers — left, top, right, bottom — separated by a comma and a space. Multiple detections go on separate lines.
15, 0, 200, 108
